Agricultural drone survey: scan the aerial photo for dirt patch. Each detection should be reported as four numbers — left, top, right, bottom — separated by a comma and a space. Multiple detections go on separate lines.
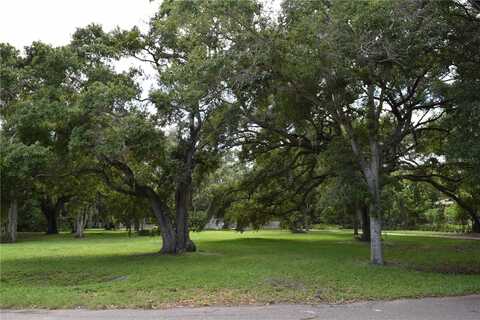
264, 277, 306, 290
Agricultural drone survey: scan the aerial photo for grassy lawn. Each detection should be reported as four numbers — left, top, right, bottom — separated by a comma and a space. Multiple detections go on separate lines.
0, 230, 479, 309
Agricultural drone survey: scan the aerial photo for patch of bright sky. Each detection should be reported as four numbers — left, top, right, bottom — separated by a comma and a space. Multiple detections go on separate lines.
1, 0, 164, 114
0, 0, 161, 49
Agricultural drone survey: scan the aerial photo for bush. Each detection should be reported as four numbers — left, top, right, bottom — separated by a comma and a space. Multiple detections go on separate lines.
189, 210, 209, 232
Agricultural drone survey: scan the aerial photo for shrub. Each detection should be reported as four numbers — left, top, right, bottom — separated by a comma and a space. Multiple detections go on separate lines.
189, 210, 209, 232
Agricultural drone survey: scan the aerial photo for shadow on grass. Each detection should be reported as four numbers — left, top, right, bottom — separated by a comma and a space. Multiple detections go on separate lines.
11, 231, 135, 243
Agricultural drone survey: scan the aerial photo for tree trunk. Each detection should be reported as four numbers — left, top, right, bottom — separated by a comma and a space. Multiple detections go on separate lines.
137, 112, 198, 255
133, 217, 140, 232
343, 84, 384, 265
366, 177, 384, 265
74, 209, 88, 238
41, 197, 58, 235
459, 207, 480, 234
399, 198, 408, 229
45, 211, 58, 235
174, 130, 197, 254
365, 139, 384, 264
149, 196, 177, 254
125, 216, 132, 237
360, 160, 384, 265
40, 196, 68, 235
360, 203, 371, 241
4, 199, 18, 243
74, 214, 83, 238
472, 214, 480, 233
370, 214, 383, 265
353, 206, 359, 237
175, 186, 196, 253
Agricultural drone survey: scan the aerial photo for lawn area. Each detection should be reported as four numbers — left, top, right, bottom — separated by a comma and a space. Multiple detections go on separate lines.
0, 230, 479, 309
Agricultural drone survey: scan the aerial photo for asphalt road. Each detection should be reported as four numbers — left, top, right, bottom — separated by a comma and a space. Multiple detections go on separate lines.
1, 295, 479, 320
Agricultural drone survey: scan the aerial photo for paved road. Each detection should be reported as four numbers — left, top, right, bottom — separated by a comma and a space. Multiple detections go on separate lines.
1, 295, 479, 320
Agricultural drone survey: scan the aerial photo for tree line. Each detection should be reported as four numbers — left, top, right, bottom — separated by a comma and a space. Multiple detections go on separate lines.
1, 0, 479, 265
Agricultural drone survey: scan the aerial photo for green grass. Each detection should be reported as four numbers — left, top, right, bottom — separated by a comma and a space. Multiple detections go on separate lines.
1, 230, 479, 309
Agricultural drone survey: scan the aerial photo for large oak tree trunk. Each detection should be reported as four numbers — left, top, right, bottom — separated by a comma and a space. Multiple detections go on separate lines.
142, 182, 197, 254
175, 186, 196, 253
173, 127, 197, 254
149, 195, 177, 254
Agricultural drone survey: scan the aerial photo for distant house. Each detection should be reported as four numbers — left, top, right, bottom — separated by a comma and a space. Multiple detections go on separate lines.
435, 199, 454, 206
204, 218, 281, 230
204, 218, 225, 230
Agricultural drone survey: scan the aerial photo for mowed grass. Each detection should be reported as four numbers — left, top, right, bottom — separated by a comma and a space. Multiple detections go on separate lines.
0, 229, 479, 309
